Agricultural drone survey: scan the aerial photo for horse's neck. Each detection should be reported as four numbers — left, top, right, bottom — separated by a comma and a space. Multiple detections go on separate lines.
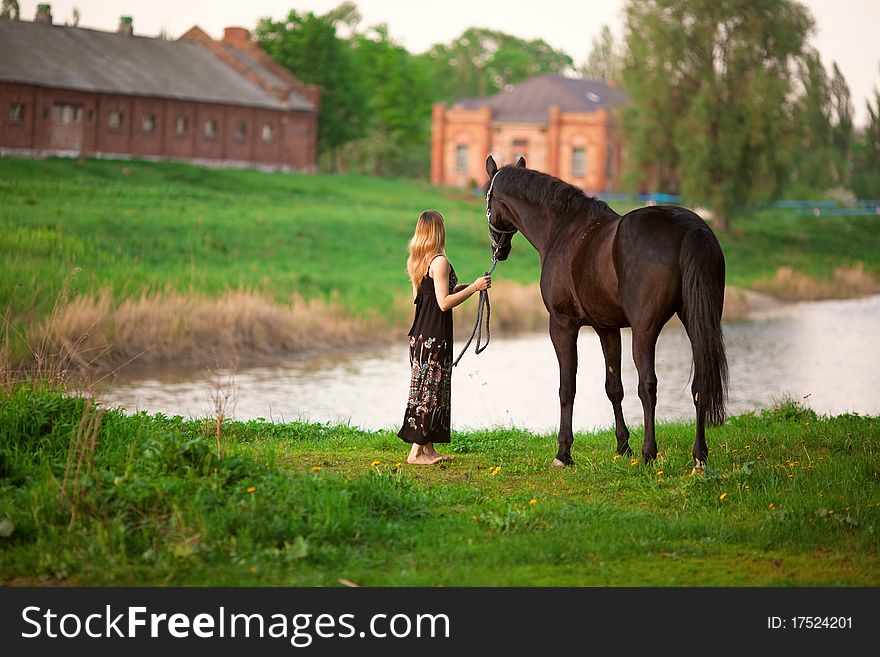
507, 196, 609, 257
502, 197, 554, 255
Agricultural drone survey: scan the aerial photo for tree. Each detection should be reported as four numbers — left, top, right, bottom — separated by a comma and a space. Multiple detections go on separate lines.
419, 28, 573, 102
256, 6, 369, 170
851, 68, 880, 198
621, 0, 814, 229
829, 62, 853, 187
346, 25, 434, 177
791, 50, 836, 192
0, 0, 19, 20
580, 25, 621, 83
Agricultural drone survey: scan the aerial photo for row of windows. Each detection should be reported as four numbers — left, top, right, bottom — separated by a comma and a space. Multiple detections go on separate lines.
7, 102, 277, 142
455, 144, 589, 177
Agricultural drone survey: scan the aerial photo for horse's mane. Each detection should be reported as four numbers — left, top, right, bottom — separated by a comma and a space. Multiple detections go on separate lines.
494, 166, 614, 220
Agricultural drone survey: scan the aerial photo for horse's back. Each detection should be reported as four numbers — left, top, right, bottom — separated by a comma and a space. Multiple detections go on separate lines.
614, 205, 717, 326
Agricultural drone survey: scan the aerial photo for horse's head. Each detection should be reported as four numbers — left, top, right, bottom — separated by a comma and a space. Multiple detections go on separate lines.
484, 155, 525, 261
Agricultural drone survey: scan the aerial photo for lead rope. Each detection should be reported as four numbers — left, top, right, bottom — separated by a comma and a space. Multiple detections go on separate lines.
453, 170, 507, 367
453, 256, 498, 367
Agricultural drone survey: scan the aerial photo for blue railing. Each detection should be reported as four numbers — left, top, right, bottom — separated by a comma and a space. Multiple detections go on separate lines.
593, 194, 880, 216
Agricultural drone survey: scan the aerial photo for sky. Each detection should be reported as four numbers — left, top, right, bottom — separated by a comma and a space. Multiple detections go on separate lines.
18, 0, 880, 127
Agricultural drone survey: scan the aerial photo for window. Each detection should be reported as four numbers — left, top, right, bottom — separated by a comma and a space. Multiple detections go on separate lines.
142, 113, 155, 134
108, 110, 123, 130
572, 147, 586, 178
175, 116, 188, 136
455, 144, 469, 174
204, 119, 218, 139
512, 139, 528, 148
261, 123, 274, 143
9, 103, 25, 122
234, 121, 246, 142
54, 103, 81, 124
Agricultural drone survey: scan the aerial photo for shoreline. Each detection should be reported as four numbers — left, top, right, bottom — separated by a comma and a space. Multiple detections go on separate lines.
9, 275, 879, 378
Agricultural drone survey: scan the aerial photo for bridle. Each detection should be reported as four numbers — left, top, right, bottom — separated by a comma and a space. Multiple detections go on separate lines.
453, 169, 516, 367
485, 170, 517, 275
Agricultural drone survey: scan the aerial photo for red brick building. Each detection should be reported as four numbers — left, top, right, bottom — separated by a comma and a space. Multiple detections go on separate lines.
431, 74, 626, 192
0, 7, 319, 171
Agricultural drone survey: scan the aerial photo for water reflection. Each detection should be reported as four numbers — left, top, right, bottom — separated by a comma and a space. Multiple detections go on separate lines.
99, 295, 880, 431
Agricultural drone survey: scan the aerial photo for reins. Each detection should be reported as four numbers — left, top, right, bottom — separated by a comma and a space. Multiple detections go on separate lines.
453, 171, 515, 367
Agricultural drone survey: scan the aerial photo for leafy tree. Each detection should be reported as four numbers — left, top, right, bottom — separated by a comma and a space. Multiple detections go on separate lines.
419, 28, 573, 102
829, 62, 853, 187
791, 50, 836, 192
346, 25, 433, 177
256, 7, 368, 170
1, 0, 19, 20
621, 0, 814, 229
851, 70, 880, 198
580, 25, 621, 83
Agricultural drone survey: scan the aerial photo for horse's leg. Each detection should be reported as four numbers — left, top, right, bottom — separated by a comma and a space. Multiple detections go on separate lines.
631, 324, 661, 463
692, 379, 708, 472
595, 327, 630, 455
549, 316, 579, 467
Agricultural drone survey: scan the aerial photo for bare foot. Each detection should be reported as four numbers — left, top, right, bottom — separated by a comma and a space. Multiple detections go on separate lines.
423, 444, 455, 462
406, 452, 445, 465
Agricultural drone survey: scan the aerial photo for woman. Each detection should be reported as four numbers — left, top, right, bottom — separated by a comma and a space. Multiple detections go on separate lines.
398, 210, 491, 464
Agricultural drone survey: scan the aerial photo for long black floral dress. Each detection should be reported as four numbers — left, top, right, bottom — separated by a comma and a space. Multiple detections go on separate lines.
398, 257, 458, 445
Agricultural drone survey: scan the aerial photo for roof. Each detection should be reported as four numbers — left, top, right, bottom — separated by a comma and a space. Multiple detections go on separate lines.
221, 43, 314, 112
0, 19, 313, 111
456, 74, 628, 123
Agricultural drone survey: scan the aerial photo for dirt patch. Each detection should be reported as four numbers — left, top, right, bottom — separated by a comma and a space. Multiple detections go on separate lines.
752, 263, 880, 301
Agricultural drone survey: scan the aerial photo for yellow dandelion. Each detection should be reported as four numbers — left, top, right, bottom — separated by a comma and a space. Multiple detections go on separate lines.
490, 466, 501, 476
249, 566, 257, 574
247, 486, 256, 494
529, 498, 538, 505
656, 470, 664, 475
311, 466, 322, 472
394, 462, 402, 468
719, 492, 728, 501
630, 459, 638, 466
768, 502, 776, 510
370, 460, 381, 467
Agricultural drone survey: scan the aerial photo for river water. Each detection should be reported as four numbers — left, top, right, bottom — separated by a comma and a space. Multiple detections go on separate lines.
98, 295, 880, 432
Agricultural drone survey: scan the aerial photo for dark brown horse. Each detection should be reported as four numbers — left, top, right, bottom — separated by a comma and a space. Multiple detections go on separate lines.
485, 156, 727, 470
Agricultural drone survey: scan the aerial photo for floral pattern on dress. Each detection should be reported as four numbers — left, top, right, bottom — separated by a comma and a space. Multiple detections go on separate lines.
402, 333, 451, 439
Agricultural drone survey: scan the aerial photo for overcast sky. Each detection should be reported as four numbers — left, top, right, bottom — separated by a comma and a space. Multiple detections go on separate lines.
18, 0, 880, 127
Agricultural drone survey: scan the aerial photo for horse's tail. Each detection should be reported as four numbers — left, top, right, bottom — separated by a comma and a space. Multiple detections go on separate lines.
679, 225, 728, 426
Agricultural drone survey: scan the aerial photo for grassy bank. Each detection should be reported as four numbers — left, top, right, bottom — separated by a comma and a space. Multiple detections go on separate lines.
2, 157, 879, 368
1, 385, 877, 586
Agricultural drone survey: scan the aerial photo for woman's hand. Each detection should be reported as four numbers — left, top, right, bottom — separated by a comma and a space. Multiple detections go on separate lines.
472, 275, 491, 291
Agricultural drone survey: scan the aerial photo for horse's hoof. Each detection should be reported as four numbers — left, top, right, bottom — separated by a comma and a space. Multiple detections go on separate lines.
551, 458, 568, 468
691, 460, 706, 475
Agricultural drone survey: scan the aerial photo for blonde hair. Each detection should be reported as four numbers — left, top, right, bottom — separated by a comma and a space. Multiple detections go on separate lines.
406, 210, 446, 296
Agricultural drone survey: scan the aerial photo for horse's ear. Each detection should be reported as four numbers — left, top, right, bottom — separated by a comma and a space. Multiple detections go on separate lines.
516, 156, 526, 168
486, 155, 498, 177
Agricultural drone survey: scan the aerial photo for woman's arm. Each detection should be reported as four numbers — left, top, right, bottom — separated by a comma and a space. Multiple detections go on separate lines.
432, 256, 490, 312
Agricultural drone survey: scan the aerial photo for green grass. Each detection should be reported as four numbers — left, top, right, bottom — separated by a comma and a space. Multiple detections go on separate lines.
0, 157, 539, 325
1, 385, 877, 586
3, 157, 879, 319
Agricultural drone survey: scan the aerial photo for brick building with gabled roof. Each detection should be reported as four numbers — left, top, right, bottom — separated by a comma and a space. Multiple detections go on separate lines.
0, 6, 319, 171
431, 73, 627, 191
